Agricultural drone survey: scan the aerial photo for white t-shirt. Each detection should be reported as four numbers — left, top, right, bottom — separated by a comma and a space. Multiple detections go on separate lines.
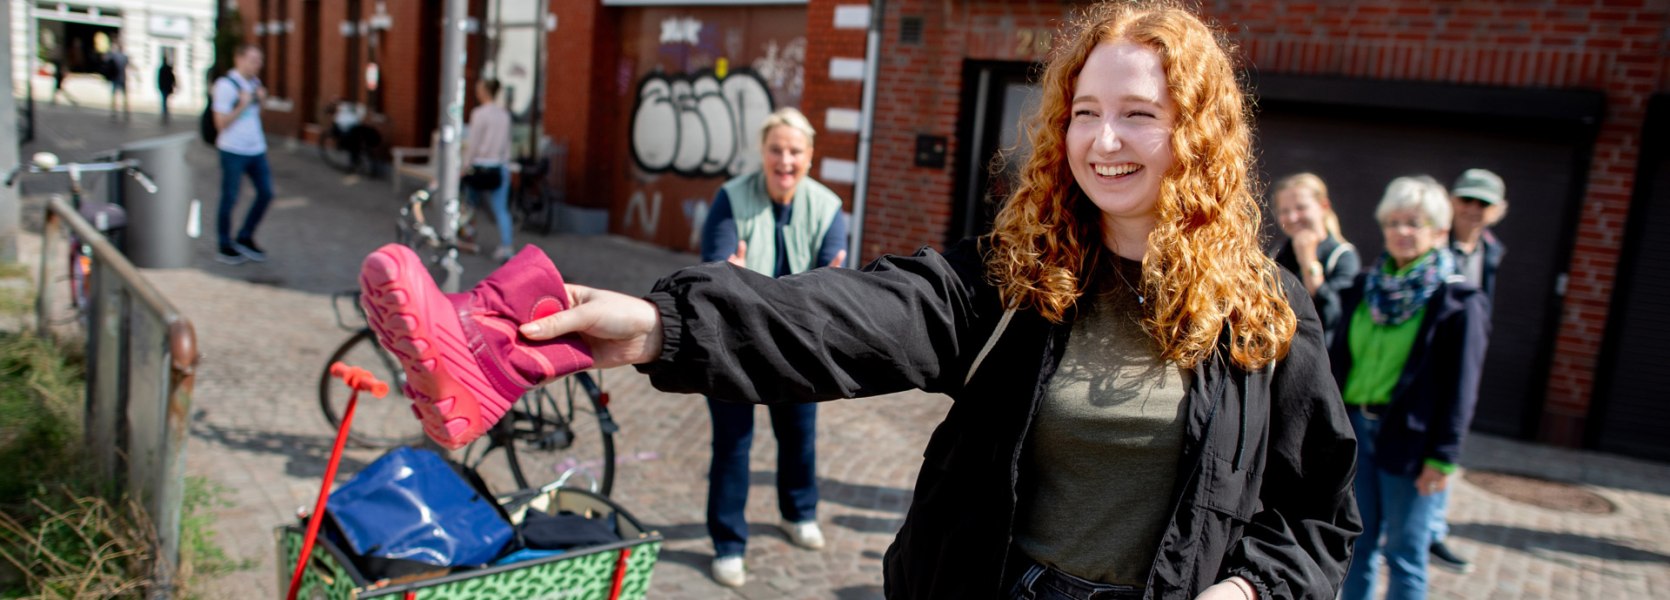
213, 72, 267, 156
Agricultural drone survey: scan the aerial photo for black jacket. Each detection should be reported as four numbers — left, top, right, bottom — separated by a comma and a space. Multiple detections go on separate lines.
1328, 274, 1491, 475
640, 239, 1360, 599
1274, 235, 1361, 346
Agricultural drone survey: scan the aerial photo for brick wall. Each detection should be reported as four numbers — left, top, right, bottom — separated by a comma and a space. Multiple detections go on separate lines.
800, 1, 872, 211
864, 0, 1666, 446
545, 1, 614, 208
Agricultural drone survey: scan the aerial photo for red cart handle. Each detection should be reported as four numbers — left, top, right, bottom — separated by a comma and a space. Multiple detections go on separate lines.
285, 363, 388, 600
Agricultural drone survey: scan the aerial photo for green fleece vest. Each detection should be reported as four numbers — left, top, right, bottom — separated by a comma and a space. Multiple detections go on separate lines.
720, 171, 842, 276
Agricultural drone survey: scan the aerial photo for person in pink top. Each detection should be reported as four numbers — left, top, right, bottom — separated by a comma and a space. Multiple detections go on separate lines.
463, 78, 516, 262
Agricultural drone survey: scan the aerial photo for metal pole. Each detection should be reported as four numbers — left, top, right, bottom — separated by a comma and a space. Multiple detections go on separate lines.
848, 0, 885, 267
0, 0, 21, 263
435, 0, 468, 293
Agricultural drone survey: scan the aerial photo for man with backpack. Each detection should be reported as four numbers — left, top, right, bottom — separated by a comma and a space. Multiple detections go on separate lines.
105, 41, 133, 121
208, 44, 274, 265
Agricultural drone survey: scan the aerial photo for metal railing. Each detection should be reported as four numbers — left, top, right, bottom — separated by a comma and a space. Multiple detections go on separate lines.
37, 194, 198, 598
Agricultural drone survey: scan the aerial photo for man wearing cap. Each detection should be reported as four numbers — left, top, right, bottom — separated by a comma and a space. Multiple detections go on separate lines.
1449, 168, 1508, 296
1427, 167, 1508, 575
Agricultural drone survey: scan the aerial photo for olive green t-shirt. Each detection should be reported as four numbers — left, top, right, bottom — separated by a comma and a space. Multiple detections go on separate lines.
1014, 256, 1189, 585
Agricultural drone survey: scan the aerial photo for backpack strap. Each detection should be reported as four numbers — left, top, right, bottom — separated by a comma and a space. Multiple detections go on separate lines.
964, 308, 1017, 387
1324, 242, 1355, 273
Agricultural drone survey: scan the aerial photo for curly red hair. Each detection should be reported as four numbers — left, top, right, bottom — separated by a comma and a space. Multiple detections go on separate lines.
986, 0, 1295, 370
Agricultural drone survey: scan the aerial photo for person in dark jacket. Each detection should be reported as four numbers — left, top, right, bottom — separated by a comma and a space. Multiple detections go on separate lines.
1425, 168, 1508, 573
514, 3, 1360, 598
697, 107, 848, 587
157, 56, 177, 124
1332, 176, 1491, 600
1272, 172, 1360, 345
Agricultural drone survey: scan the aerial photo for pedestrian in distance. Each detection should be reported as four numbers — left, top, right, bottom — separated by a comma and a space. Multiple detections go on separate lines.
696, 106, 848, 588
157, 56, 177, 125
461, 78, 517, 262
105, 40, 133, 121
51, 54, 78, 106
1425, 168, 1509, 575
212, 44, 275, 265
1271, 172, 1360, 346
1333, 176, 1490, 600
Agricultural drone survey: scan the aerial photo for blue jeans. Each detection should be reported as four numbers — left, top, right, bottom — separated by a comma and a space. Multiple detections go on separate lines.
464, 164, 512, 250
1343, 410, 1442, 600
217, 150, 274, 248
706, 398, 817, 558
1429, 488, 1450, 543
1008, 561, 1143, 600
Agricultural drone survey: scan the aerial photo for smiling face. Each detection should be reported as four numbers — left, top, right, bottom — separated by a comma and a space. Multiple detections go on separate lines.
1276, 186, 1327, 238
1066, 42, 1176, 243
761, 125, 813, 203
1380, 207, 1443, 268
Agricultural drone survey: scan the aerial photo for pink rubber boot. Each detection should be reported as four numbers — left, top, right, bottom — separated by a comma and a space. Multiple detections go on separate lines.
358, 244, 593, 449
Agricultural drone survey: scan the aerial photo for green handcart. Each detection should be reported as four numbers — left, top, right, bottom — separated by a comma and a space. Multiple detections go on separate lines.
277, 486, 661, 599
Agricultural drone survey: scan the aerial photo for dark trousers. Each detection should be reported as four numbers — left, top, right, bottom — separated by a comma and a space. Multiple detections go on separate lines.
217, 150, 274, 248
706, 398, 818, 558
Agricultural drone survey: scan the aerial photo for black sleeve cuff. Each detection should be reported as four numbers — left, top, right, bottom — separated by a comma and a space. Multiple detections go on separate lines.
632, 291, 683, 378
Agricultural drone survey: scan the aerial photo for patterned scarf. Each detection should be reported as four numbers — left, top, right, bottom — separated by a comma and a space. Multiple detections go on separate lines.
1365, 249, 1455, 326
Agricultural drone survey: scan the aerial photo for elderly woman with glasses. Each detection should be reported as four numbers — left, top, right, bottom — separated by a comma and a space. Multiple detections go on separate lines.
1331, 175, 1491, 600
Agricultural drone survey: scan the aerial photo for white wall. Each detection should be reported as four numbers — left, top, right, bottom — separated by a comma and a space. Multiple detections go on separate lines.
11, 0, 217, 112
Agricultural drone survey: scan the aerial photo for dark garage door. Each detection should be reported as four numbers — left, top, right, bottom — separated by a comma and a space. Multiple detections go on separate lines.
1591, 96, 1670, 462
1254, 102, 1588, 439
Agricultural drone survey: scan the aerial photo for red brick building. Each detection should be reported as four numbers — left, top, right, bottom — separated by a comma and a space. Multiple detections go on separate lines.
236, 1, 1668, 462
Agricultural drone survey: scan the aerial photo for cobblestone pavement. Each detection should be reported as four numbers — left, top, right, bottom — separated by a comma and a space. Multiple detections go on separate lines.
14, 103, 1669, 599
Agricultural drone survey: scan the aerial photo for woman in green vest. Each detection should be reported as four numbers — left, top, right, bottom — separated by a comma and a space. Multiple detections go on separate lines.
695, 107, 849, 588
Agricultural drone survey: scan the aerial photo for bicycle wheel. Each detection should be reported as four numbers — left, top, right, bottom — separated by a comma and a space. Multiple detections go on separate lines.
460, 371, 618, 496
318, 329, 426, 448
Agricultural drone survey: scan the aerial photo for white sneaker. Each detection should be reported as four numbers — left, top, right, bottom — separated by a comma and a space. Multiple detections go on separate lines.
492, 246, 515, 262
711, 555, 746, 587
783, 520, 826, 550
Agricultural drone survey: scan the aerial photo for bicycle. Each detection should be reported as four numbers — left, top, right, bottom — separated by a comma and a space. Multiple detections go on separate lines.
4, 151, 157, 320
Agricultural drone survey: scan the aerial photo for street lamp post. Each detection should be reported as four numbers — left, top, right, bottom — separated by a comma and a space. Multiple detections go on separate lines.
434, 0, 468, 293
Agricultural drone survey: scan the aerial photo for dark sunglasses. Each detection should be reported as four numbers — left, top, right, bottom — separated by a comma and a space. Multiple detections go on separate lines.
1456, 196, 1493, 207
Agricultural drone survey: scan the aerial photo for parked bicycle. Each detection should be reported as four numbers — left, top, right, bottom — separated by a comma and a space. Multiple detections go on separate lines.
4, 151, 156, 321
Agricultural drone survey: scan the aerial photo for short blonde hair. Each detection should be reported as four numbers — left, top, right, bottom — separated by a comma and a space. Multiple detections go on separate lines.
1376, 176, 1451, 231
760, 107, 815, 147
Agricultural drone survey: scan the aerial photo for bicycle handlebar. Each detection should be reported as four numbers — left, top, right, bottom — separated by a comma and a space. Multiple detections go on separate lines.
6, 159, 159, 193
127, 168, 159, 194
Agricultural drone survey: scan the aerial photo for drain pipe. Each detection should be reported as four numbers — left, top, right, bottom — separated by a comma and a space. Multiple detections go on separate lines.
848, 0, 885, 267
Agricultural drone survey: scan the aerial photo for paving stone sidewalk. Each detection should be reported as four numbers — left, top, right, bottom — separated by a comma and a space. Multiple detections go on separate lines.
13, 103, 1668, 599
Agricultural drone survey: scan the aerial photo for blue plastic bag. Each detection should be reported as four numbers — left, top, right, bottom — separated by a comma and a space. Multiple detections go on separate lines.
327, 447, 512, 567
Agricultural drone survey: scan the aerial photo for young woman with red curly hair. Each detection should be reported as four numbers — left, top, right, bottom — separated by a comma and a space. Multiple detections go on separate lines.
388, 1, 1360, 597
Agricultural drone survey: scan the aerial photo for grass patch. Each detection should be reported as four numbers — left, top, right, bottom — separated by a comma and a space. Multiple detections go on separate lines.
0, 332, 245, 598
0, 262, 31, 319
0, 263, 28, 280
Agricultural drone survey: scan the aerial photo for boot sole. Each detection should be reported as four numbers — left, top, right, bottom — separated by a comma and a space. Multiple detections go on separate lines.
358, 244, 515, 449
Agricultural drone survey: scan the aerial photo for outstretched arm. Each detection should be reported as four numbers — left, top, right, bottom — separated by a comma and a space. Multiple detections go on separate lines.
523, 243, 991, 403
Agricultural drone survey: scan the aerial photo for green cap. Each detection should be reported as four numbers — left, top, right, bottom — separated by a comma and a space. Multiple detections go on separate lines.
1452, 168, 1504, 205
